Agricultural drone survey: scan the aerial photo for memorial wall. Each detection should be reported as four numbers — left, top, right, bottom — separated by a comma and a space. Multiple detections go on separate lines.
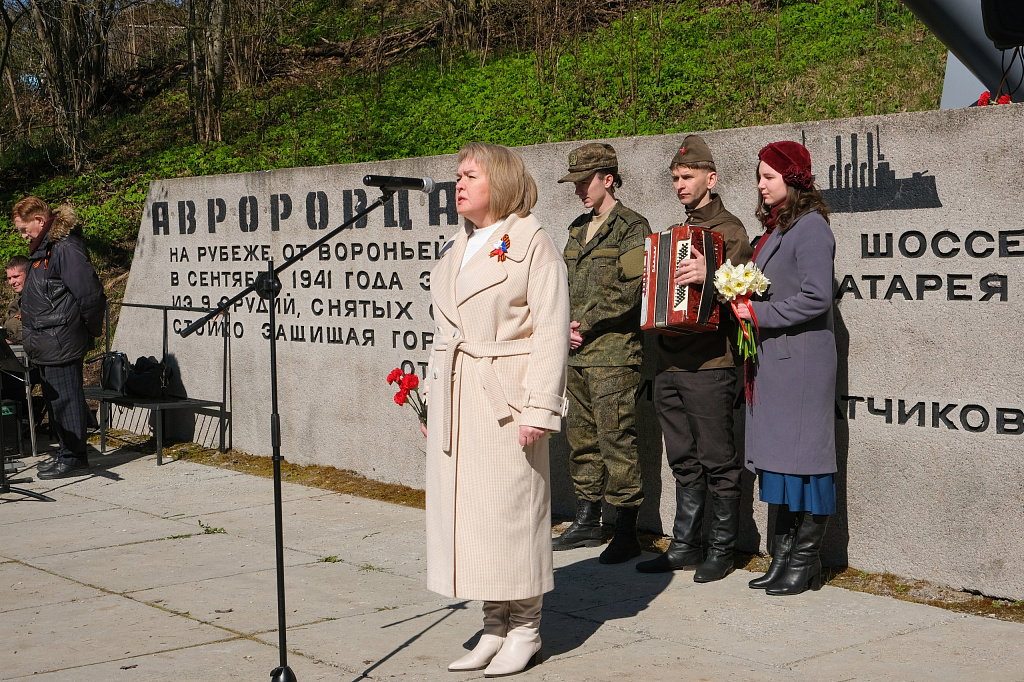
114, 104, 1024, 598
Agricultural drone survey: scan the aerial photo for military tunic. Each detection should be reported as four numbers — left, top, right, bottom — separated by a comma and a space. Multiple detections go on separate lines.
562, 202, 650, 507
652, 194, 753, 497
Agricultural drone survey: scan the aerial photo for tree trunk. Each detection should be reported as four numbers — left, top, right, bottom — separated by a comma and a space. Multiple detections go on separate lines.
209, 0, 227, 142
26, 0, 115, 169
5, 68, 22, 126
188, 0, 228, 143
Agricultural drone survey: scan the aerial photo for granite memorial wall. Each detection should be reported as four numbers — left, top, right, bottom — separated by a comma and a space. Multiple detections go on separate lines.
113, 104, 1024, 597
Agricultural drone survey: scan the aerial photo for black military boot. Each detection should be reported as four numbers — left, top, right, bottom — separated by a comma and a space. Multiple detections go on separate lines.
599, 506, 642, 564
552, 498, 603, 551
693, 495, 740, 583
636, 486, 705, 573
749, 505, 797, 590
766, 513, 829, 596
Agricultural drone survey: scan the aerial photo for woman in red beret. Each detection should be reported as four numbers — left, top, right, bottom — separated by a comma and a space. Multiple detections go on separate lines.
734, 141, 837, 596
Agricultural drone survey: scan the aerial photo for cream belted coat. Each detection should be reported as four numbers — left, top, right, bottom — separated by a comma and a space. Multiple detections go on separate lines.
423, 213, 570, 601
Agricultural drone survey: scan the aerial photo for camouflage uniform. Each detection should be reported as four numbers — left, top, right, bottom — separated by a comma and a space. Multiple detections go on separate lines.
564, 201, 650, 508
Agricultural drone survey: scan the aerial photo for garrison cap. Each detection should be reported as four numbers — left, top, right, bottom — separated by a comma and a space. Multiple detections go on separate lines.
671, 135, 715, 167
559, 143, 618, 183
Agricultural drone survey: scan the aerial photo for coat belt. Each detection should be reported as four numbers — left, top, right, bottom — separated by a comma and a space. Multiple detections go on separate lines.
435, 338, 533, 454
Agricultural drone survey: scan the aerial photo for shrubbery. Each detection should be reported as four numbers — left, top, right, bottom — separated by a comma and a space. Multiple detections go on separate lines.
0, 0, 943, 270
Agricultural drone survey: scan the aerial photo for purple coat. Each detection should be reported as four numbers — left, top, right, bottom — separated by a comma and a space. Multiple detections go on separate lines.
745, 210, 837, 476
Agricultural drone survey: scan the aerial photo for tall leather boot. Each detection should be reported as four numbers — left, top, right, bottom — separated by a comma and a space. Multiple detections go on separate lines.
693, 495, 740, 583
636, 486, 705, 573
599, 506, 642, 564
766, 513, 829, 596
749, 505, 797, 590
449, 601, 509, 671
551, 498, 602, 551
484, 596, 542, 677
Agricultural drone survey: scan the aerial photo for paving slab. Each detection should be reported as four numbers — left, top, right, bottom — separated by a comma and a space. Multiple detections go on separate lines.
1, 506, 197, 560
262, 596, 648, 678
26, 532, 316, 593
256, 596, 472, 676
7, 638, 337, 682
572, 570, 958, 667
59, 459, 328, 517
790, 613, 1024, 681
0, 561, 107, 612
193, 492, 428, 579
129, 560, 432, 634
547, 549, 677, 615
513, 637, 799, 682
8, 446, 1024, 681
0, 492, 115, 527
6, 593, 232, 679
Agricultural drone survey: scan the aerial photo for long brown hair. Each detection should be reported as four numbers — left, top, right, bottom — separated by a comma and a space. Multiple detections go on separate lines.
754, 175, 831, 233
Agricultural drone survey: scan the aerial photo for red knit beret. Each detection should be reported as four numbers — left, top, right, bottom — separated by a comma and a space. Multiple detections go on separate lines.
758, 141, 813, 189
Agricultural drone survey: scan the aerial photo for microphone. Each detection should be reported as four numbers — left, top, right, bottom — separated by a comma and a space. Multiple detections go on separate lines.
363, 175, 435, 193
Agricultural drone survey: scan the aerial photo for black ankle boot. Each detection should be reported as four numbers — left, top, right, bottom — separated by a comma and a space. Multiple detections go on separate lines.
552, 498, 603, 551
766, 513, 829, 596
693, 495, 740, 583
636, 486, 705, 573
749, 505, 797, 590
599, 506, 642, 564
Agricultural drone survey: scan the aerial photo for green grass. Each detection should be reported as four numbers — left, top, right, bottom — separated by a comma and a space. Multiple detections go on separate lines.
198, 520, 226, 535
0, 0, 945, 269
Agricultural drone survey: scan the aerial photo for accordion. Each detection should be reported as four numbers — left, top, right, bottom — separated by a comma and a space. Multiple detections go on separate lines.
640, 224, 724, 335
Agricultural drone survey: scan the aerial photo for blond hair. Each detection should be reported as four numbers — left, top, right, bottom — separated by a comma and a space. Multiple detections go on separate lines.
12, 196, 51, 222
456, 142, 537, 224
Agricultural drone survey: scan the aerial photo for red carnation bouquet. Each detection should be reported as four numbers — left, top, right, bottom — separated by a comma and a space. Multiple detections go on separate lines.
386, 368, 427, 425
978, 91, 1012, 106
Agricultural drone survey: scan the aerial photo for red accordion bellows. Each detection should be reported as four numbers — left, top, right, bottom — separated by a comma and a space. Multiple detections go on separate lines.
640, 224, 724, 336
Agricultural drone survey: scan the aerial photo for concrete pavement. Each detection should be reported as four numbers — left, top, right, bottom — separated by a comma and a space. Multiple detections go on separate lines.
4, 447, 1024, 681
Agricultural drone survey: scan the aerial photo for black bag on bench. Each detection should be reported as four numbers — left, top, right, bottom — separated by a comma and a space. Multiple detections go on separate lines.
125, 356, 172, 399
93, 352, 131, 393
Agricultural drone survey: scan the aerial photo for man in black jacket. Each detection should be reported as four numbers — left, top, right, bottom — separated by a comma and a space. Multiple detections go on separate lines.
13, 197, 105, 479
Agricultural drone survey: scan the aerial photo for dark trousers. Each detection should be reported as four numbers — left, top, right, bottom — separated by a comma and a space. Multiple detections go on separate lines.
565, 365, 643, 508
654, 368, 742, 498
38, 360, 87, 463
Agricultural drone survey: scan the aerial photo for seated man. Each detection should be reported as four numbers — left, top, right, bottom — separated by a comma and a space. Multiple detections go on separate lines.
1, 256, 40, 424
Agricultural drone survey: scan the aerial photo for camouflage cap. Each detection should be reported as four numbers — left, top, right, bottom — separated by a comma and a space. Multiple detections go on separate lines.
558, 143, 618, 183
670, 135, 715, 167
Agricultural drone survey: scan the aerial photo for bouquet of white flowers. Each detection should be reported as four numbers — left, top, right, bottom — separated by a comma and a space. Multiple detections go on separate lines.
713, 259, 770, 361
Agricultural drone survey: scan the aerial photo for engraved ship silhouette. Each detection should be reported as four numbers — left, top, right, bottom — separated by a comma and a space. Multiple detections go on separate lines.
819, 126, 942, 213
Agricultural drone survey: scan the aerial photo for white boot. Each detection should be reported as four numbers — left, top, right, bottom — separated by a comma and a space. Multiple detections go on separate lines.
448, 601, 509, 671
483, 595, 542, 677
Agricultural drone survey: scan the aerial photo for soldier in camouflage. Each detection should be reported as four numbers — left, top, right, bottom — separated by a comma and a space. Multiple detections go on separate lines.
554, 143, 652, 564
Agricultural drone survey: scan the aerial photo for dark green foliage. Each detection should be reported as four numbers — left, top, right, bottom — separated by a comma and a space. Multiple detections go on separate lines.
0, 0, 944, 269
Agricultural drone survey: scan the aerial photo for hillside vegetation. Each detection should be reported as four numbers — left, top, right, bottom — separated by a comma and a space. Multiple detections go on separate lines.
0, 0, 945, 274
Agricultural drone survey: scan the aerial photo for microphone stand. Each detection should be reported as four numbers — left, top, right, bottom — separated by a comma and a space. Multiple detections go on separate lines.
179, 189, 396, 682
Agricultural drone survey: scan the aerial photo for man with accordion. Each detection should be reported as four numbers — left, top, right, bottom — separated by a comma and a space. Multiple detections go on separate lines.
635, 136, 753, 582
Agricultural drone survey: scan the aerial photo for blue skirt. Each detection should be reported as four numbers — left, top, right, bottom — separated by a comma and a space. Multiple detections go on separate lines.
758, 470, 836, 515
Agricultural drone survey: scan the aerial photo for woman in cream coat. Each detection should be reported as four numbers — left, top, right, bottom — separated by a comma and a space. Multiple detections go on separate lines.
422, 142, 570, 677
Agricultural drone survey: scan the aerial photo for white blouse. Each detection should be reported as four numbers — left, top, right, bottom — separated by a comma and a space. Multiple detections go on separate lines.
460, 220, 504, 270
